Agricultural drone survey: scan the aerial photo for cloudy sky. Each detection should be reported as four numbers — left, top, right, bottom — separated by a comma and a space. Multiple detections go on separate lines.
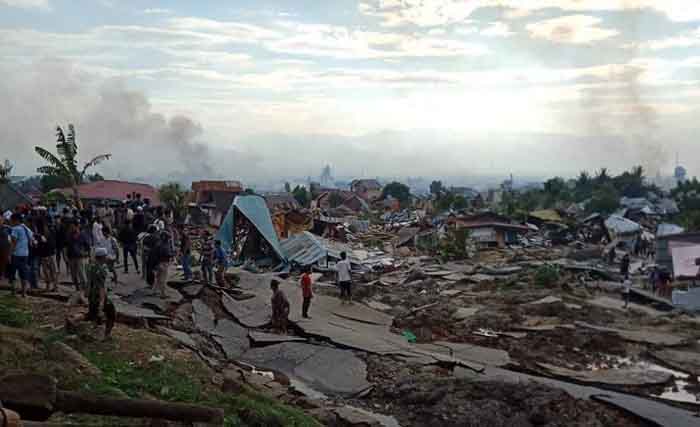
1, 0, 699, 183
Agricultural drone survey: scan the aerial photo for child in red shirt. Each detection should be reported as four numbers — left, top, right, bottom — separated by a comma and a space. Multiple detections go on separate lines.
300, 266, 313, 318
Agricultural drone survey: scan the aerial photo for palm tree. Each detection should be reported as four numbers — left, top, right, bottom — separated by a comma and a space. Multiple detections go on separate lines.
35, 125, 111, 207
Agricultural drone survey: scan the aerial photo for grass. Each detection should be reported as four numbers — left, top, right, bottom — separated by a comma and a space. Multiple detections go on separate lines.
79, 350, 319, 427
0, 294, 33, 328
0, 294, 320, 427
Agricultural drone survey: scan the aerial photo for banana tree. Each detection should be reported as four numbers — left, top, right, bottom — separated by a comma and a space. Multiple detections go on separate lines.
35, 125, 111, 208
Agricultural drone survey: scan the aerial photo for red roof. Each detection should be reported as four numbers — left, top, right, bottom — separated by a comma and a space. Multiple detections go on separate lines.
192, 180, 243, 193
54, 180, 160, 205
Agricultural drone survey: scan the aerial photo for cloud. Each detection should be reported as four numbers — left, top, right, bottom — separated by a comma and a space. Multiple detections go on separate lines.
359, 0, 700, 27
644, 27, 700, 50
526, 15, 619, 45
0, 0, 49, 10
481, 22, 514, 37
143, 8, 173, 15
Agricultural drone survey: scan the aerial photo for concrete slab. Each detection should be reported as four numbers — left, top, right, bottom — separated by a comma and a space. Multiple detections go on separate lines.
575, 321, 688, 346
650, 349, 700, 376
213, 319, 249, 360
366, 301, 392, 312
242, 343, 371, 396
538, 362, 673, 386
221, 292, 270, 328
249, 331, 307, 345
415, 342, 511, 367
588, 296, 665, 318
331, 304, 394, 326
192, 299, 216, 333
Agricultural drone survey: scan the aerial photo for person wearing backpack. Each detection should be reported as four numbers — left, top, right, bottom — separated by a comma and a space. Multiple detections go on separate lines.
9, 214, 33, 297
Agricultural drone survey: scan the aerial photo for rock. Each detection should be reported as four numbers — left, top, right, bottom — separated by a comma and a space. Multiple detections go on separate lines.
332, 406, 382, 427
367, 301, 392, 312
159, 327, 198, 350
213, 319, 249, 360
650, 349, 700, 376
526, 296, 563, 305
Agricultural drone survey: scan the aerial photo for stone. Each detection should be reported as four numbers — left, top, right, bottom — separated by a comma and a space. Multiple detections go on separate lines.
48, 342, 101, 376
650, 349, 700, 376
222, 369, 247, 393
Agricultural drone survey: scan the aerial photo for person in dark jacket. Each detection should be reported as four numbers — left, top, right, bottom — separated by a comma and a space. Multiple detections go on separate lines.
36, 222, 59, 291
118, 221, 140, 274
620, 253, 631, 280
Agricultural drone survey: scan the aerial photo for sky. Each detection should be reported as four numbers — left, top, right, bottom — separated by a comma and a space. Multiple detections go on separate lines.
1, 0, 699, 184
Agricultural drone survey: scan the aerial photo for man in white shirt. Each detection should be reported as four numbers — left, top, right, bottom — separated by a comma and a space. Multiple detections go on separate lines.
335, 251, 352, 304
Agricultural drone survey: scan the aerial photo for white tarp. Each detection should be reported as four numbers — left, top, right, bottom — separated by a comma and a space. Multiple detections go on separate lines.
670, 244, 700, 279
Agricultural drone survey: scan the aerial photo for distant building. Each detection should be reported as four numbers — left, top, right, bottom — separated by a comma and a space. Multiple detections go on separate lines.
350, 179, 382, 201
451, 212, 529, 248
264, 192, 301, 212
313, 190, 369, 214
52, 180, 160, 206
450, 186, 484, 209
191, 180, 244, 226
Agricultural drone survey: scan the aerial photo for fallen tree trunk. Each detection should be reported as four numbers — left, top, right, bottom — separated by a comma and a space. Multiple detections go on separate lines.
56, 391, 225, 424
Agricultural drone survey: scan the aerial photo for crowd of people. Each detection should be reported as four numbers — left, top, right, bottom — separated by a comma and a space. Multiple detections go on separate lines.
0, 193, 233, 339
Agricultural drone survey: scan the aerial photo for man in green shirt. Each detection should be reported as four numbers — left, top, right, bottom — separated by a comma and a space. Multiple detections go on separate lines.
86, 247, 116, 340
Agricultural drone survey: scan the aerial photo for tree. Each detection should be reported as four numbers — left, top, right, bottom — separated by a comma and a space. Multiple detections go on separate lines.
452, 195, 468, 210
292, 185, 310, 208
430, 180, 443, 198
0, 159, 13, 183
543, 177, 570, 207
35, 125, 111, 206
381, 182, 411, 207
159, 182, 189, 223
87, 173, 105, 182
587, 184, 620, 214
284, 182, 292, 193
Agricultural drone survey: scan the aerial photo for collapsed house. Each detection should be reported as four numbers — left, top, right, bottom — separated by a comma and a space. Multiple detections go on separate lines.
604, 215, 641, 251
216, 195, 287, 268
452, 212, 530, 249
191, 180, 244, 227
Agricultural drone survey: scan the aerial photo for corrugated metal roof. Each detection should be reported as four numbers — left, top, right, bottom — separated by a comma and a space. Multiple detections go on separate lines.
657, 223, 685, 237
281, 231, 358, 266
53, 180, 160, 205
605, 215, 641, 235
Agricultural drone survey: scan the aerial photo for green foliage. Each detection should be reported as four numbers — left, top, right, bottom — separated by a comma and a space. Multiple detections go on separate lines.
534, 265, 561, 287
284, 182, 292, 193
0, 296, 33, 328
587, 184, 620, 215
40, 173, 72, 192
381, 182, 411, 207
159, 182, 189, 222
291, 185, 310, 208
438, 229, 469, 261
35, 125, 112, 204
82, 352, 319, 427
87, 173, 104, 182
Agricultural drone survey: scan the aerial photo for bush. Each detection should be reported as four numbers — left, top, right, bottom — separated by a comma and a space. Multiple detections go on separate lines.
534, 265, 561, 287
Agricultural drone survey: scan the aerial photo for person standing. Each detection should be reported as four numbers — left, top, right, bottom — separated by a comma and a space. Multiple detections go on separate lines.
270, 279, 290, 333
37, 222, 59, 291
9, 214, 33, 297
54, 217, 66, 274
336, 252, 353, 304
200, 230, 214, 285
92, 219, 105, 251
214, 240, 228, 286
86, 248, 116, 340
620, 252, 631, 280
179, 226, 192, 282
142, 225, 159, 285
0, 216, 11, 282
103, 227, 119, 283
623, 278, 632, 308
133, 207, 146, 234
153, 231, 172, 297
118, 221, 140, 274
300, 266, 313, 319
